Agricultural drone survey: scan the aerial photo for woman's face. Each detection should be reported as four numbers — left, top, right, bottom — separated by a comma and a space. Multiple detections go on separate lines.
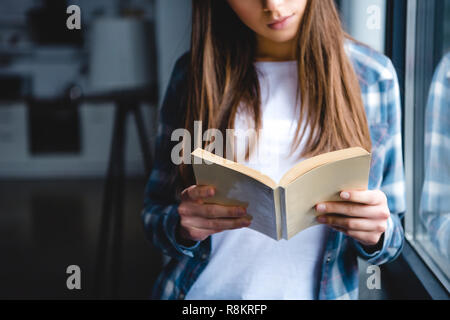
227, 0, 308, 43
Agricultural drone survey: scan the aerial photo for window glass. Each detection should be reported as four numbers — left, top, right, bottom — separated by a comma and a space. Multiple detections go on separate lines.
408, 0, 450, 291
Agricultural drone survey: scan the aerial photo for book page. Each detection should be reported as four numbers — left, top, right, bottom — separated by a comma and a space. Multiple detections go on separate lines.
193, 160, 279, 240
284, 154, 371, 239
192, 148, 277, 189
279, 147, 370, 187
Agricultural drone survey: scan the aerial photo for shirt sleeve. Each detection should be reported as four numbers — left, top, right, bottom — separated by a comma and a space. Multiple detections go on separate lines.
354, 59, 406, 265
141, 54, 208, 261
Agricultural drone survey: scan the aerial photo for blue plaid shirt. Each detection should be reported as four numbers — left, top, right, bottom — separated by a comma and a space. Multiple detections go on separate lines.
420, 52, 450, 259
142, 40, 406, 300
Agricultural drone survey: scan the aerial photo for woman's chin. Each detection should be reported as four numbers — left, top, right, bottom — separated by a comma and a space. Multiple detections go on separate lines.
262, 31, 298, 44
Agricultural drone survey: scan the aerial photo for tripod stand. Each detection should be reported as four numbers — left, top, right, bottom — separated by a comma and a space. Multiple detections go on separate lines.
94, 99, 153, 298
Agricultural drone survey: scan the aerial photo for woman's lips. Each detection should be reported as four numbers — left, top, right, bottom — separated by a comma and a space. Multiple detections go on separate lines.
267, 14, 295, 30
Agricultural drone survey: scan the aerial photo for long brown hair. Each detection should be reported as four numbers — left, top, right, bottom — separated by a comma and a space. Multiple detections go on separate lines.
180, 0, 372, 186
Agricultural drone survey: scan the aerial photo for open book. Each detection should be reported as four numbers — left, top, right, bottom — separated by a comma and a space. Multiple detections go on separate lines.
191, 147, 371, 241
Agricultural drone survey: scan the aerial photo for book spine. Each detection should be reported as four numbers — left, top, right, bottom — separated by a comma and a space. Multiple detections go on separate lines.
279, 187, 288, 240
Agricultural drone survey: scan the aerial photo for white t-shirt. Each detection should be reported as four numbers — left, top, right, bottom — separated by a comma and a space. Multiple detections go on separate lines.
185, 61, 330, 300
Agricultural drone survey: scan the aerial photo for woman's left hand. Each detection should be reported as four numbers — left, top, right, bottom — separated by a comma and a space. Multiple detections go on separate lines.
315, 190, 390, 247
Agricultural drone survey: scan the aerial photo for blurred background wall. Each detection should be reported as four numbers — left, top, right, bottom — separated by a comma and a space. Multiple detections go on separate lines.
0, 0, 191, 179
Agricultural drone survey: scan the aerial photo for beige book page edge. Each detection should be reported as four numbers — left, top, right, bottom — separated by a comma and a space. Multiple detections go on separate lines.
284, 154, 371, 239
278, 147, 370, 187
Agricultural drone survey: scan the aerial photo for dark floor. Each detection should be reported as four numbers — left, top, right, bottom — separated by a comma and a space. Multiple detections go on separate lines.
0, 178, 162, 299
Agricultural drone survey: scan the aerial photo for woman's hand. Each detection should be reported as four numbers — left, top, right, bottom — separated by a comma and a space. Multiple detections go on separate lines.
177, 185, 252, 243
315, 190, 390, 247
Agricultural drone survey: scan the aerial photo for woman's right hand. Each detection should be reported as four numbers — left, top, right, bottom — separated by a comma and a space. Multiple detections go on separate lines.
177, 185, 252, 243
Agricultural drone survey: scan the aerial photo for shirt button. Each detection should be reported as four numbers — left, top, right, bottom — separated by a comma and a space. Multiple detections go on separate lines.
179, 293, 185, 299
201, 253, 208, 260
326, 256, 331, 263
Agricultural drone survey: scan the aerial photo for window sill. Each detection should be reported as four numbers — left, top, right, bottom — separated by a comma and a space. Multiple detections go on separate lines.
400, 240, 449, 299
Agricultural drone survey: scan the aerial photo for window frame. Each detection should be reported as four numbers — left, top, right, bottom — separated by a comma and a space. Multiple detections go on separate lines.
403, 0, 450, 294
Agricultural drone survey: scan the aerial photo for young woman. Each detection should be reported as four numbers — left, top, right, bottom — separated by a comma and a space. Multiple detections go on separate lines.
142, 0, 406, 300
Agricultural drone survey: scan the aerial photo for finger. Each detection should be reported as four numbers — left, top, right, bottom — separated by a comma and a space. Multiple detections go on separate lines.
194, 203, 247, 219
342, 230, 383, 246
326, 226, 382, 246
329, 225, 346, 234
315, 201, 389, 219
180, 226, 223, 242
339, 190, 387, 205
181, 215, 253, 231
178, 202, 247, 219
317, 215, 387, 233
181, 185, 215, 202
